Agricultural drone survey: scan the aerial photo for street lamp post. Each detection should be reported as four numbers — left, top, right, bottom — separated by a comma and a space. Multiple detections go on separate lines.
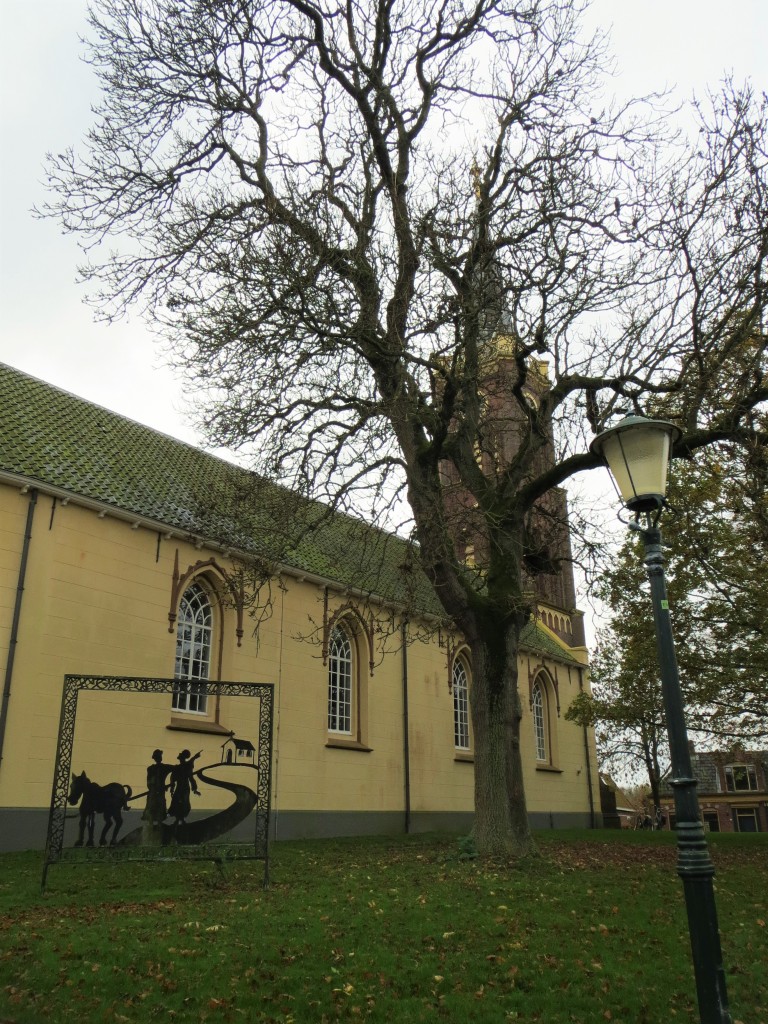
590, 416, 731, 1024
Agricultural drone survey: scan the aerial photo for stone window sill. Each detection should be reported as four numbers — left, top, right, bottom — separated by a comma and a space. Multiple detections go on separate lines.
167, 718, 233, 736
325, 738, 373, 752
535, 763, 563, 773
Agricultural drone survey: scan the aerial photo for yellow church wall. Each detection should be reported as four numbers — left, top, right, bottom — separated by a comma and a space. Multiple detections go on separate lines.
518, 658, 597, 817
0, 490, 27, 607
267, 582, 408, 813
0, 478, 600, 848
401, 636, 474, 815
0, 486, 418, 819
0, 493, 222, 807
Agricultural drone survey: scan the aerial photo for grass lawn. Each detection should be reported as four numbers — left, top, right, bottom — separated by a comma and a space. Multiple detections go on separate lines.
1, 829, 765, 1023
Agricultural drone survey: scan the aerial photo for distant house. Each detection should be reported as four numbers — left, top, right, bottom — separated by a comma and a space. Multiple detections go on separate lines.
660, 745, 768, 833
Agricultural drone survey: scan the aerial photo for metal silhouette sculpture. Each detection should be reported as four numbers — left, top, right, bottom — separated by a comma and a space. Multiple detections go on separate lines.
168, 749, 201, 825
142, 748, 172, 827
68, 771, 132, 847
43, 676, 274, 891
122, 754, 259, 847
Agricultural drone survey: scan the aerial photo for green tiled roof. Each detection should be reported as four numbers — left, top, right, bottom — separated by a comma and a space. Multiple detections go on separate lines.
518, 619, 581, 664
0, 362, 581, 665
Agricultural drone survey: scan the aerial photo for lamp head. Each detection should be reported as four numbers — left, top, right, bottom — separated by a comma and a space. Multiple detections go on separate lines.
590, 415, 682, 513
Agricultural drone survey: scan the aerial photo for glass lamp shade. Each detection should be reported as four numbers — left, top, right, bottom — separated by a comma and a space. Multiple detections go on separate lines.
590, 416, 682, 512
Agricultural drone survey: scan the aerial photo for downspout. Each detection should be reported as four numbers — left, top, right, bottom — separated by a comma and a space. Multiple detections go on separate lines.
0, 488, 38, 768
578, 667, 597, 828
401, 619, 411, 834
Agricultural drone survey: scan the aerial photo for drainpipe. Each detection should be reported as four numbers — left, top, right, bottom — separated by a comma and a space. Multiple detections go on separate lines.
401, 619, 411, 834
578, 667, 597, 828
0, 488, 38, 768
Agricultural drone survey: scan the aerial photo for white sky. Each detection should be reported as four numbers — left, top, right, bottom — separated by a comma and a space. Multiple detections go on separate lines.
1, 0, 767, 450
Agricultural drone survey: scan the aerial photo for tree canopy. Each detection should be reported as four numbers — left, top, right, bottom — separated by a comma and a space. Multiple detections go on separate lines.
44, 0, 768, 854
573, 435, 768, 798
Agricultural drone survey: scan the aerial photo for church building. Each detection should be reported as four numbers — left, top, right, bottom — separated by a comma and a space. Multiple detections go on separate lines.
0, 361, 599, 851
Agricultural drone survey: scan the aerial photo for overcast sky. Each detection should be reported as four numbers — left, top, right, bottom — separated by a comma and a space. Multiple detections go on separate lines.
2, 0, 767, 451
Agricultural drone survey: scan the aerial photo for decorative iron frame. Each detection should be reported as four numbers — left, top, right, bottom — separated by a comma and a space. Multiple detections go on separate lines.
42, 675, 274, 890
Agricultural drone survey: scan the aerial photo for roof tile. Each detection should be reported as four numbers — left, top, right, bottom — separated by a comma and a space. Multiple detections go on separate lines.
0, 362, 580, 665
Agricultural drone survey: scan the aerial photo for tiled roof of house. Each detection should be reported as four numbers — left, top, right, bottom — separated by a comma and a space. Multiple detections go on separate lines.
690, 753, 722, 793
661, 749, 768, 795
0, 361, 582, 666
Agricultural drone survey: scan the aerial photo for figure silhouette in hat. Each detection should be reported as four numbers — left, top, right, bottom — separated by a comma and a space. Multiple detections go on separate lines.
168, 749, 202, 827
142, 748, 172, 827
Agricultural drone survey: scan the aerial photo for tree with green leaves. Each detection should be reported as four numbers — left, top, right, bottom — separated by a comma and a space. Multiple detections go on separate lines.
565, 534, 695, 808
665, 438, 768, 742
44, 0, 768, 855
570, 435, 768, 799
567, 622, 669, 811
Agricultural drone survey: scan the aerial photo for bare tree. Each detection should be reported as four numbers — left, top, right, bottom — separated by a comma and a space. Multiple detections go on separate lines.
44, 0, 768, 855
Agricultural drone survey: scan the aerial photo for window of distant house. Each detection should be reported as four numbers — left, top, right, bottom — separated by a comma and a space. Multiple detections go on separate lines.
532, 679, 547, 762
734, 807, 759, 832
173, 581, 213, 714
453, 657, 471, 751
724, 764, 758, 792
328, 624, 353, 734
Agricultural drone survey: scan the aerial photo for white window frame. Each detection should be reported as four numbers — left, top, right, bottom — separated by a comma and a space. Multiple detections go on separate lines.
532, 679, 547, 762
173, 581, 213, 714
724, 764, 758, 792
453, 658, 471, 750
328, 624, 353, 735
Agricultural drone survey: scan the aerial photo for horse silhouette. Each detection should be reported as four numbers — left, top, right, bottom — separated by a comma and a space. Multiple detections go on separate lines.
68, 771, 132, 847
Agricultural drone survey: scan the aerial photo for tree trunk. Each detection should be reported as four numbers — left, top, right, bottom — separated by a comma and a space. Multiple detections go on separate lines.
641, 732, 663, 811
469, 625, 537, 858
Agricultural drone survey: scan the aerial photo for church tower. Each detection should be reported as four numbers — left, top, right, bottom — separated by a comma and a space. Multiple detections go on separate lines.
440, 331, 586, 651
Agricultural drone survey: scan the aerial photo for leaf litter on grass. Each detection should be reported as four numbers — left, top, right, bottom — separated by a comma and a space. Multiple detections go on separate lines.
1, 832, 766, 1023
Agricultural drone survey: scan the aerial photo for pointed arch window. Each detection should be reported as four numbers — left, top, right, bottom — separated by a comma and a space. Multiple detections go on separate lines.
328, 624, 353, 734
173, 581, 213, 713
532, 679, 547, 762
453, 657, 471, 751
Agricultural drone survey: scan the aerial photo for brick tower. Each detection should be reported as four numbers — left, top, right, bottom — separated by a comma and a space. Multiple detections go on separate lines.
440, 331, 586, 650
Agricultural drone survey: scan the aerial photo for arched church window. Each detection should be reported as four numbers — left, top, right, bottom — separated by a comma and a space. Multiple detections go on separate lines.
453, 657, 471, 751
328, 623, 354, 734
173, 581, 213, 714
532, 678, 547, 762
